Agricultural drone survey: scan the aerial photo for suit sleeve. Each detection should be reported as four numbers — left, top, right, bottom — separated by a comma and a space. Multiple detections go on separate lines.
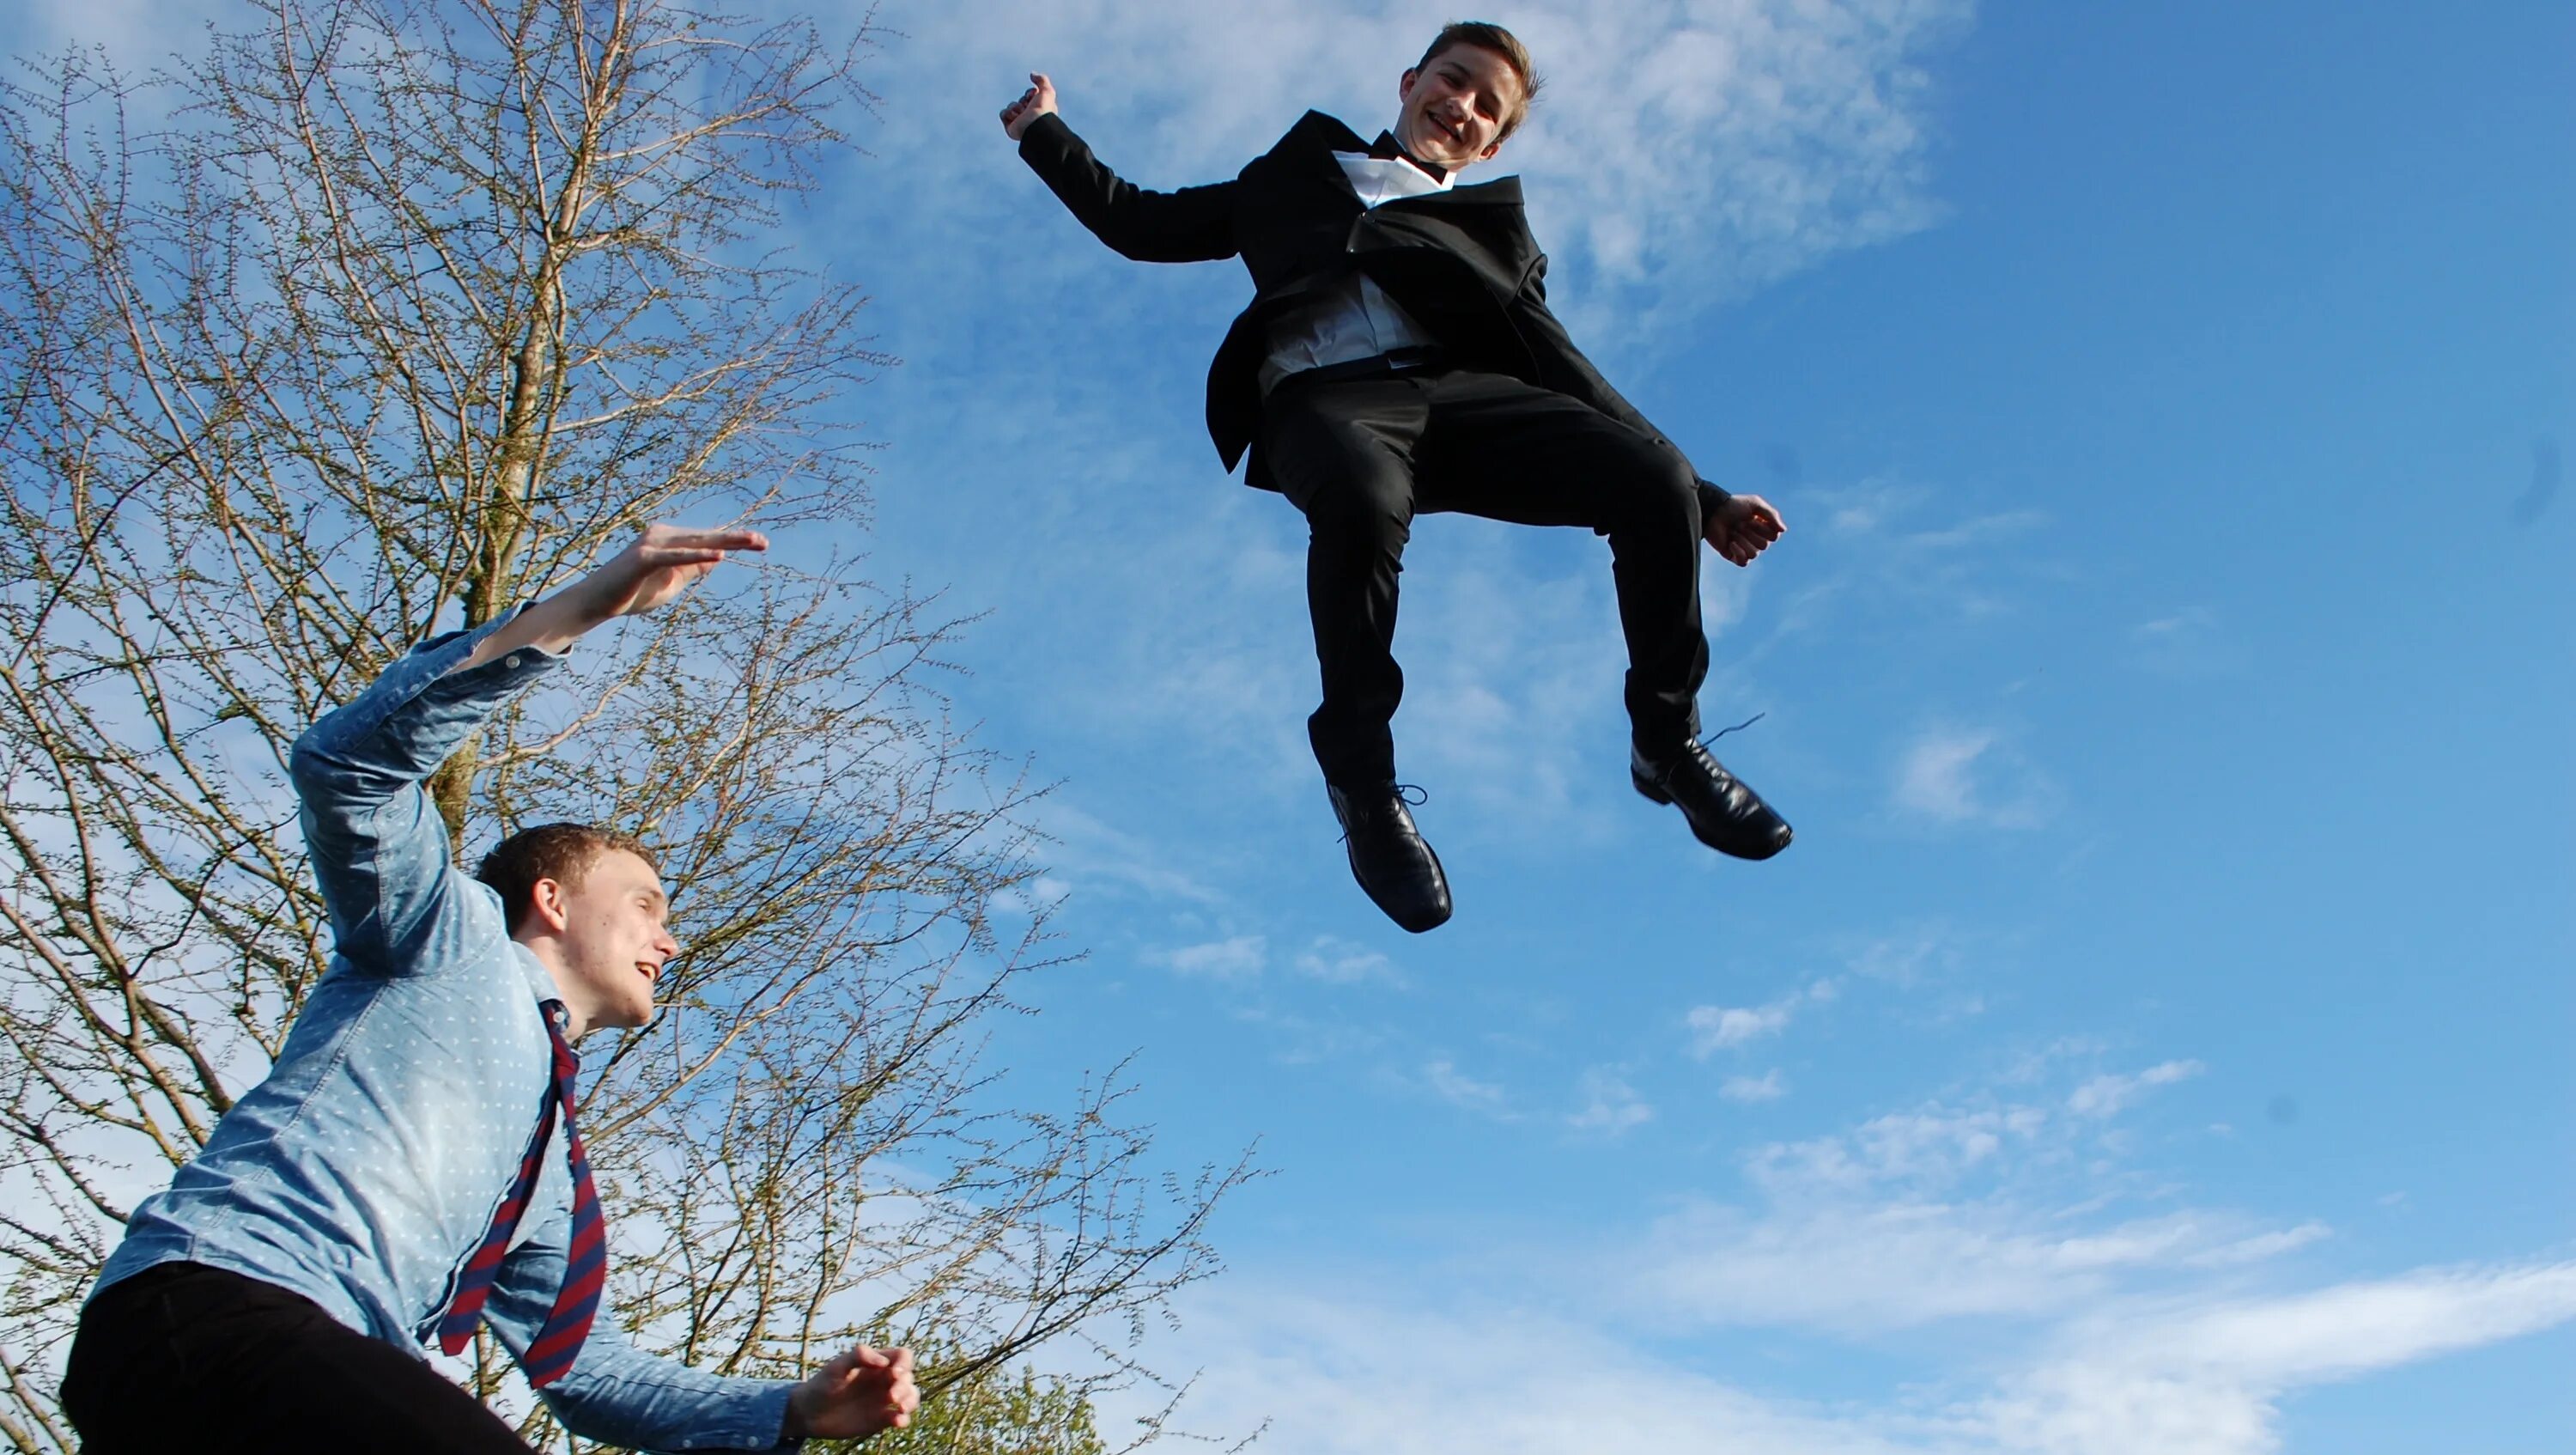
1016, 112, 1238, 264
1513, 255, 1732, 515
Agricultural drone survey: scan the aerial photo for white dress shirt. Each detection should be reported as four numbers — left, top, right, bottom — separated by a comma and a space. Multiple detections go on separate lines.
1260, 150, 1455, 392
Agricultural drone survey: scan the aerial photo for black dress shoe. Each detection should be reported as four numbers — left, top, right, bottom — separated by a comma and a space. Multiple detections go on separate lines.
1325, 781, 1454, 933
1632, 741, 1794, 860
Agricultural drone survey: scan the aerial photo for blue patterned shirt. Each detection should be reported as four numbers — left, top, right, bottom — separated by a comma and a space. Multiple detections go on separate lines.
95, 615, 797, 1452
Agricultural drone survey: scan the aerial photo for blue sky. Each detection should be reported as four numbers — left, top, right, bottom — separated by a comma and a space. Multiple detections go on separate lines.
816, 4, 2570, 1450
11, 2, 2567, 1451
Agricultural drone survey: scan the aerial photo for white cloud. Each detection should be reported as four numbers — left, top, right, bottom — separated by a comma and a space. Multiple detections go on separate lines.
1776, 483, 2054, 642
1628, 1202, 2329, 1336
2068, 1060, 2204, 1119
2129, 606, 2235, 677
1893, 727, 2058, 830
1103, 1059, 2568, 1451
1152, 934, 1267, 982
1616, 1061, 2344, 1343
1895, 728, 1995, 821
1106, 1280, 1925, 1455
1750, 1103, 2050, 1196
1292, 935, 1405, 987
1423, 1058, 1512, 1117
1688, 979, 1837, 1056
1035, 797, 1230, 908
1098, 1257, 2576, 1455
1722, 1069, 1789, 1103
1569, 1068, 1654, 1135
1691, 1001, 1795, 1052
883, 0, 1970, 344
1969, 1263, 2576, 1455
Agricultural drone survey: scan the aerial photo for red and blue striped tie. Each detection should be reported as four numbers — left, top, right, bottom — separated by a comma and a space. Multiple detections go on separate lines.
437, 1002, 605, 1388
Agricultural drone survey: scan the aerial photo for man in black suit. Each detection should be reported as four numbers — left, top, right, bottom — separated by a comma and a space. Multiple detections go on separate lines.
1002, 21, 1791, 934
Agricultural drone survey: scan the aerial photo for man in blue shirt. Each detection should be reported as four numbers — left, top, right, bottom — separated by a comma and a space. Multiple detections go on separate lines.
61, 526, 921, 1453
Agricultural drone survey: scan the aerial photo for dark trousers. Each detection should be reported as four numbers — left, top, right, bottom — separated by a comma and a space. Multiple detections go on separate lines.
1260, 368, 1710, 785
62, 1262, 537, 1455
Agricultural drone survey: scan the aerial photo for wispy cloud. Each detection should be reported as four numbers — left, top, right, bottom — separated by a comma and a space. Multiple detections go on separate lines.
1968, 1262, 2576, 1455
1771, 482, 2054, 644
1292, 935, 1405, 988
1569, 1068, 1655, 1135
1689, 979, 1839, 1056
1032, 797, 1230, 908
2509, 436, 2559, 526
1106, 1245, 2574, 1455
1131, 1051, 2539, 1444
1691, 1001, 1795, 1052
1618, 1055, 2342, 1342
2129, 606, 2234, 677
1721, 1069, 1789, 1103
2068, 1060, 2204, 1119
1631, 1202, 2330, 1336
1893, 726, 2058, 830
1749, 1101, 2050, 1196
882, 0, 1971, 346
1151, 934, 1267, 983
1423, 1058, 1513, 1118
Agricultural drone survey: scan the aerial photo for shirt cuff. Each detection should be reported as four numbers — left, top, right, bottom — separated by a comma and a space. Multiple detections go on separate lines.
1017, 110, 1072, 165
422, 604, 569, 687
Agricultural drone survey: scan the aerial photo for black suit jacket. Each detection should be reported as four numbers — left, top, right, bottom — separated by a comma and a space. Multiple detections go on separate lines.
1018, 110, 1718, 498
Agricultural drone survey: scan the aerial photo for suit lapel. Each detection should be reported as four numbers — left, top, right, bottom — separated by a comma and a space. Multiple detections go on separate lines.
1274, 113, 1522, 210
1284, 111, 1370, 191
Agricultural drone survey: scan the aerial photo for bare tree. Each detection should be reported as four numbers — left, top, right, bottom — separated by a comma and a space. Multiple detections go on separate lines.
0, 2, 1245, 1449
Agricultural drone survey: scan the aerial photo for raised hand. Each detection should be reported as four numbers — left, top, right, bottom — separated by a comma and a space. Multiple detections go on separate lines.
999, 72, 1058, 140
568, 524, 769, 623
1705, 493, 1786, 567
458, 522, 768, 670
784, 1344, 920, 1442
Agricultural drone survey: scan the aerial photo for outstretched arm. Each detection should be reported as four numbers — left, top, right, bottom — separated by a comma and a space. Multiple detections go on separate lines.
485, 1205, 915, 1452
1005, 71, 1237, 264
289, 526, 764, 975
784, 1345, 920, 1442
460, 525, 766, 669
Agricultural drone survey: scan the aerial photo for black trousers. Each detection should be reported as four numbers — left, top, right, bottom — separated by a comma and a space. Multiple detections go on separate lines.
1259, 368, 1710, 785
62, 1261, 538, 1455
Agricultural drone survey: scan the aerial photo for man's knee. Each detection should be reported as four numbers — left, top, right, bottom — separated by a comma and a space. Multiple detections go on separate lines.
1299, 463, 1414, 555
1600, 447, 1701, 538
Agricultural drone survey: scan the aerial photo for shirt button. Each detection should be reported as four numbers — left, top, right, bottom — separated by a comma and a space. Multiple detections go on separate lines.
504, 653, 522, 669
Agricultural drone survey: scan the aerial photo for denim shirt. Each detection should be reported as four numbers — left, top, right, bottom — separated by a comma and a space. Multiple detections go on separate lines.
96, 616, 798, 1453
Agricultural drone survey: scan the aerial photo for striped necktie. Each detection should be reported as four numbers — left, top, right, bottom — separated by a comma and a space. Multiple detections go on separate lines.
436, 1001, 606, 1388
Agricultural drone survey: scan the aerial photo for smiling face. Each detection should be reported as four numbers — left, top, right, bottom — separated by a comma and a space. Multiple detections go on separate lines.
1395, 41, 1528, 171
529, 847, 677, 1035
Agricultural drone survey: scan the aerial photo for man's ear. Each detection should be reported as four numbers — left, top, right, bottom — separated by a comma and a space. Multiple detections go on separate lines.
526, 875, 574, 935
1398, 66, 1418, 104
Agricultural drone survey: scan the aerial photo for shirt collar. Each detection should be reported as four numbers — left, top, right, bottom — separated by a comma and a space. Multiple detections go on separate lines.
1367, 130, 1449, 184
509, 939, 564, 1008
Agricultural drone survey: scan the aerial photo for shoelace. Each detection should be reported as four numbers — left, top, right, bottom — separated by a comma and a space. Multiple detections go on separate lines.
1703, 711, 1765, 746
1646, 714, 1767, 778
1335, 782, 1429, 841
